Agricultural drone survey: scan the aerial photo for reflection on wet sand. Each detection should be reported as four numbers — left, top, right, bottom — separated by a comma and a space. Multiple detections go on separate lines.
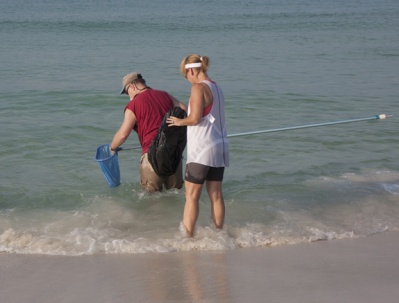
139, 251, 232, 302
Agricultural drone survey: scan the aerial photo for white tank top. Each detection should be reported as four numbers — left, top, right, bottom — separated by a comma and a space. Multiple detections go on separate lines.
186, 80, 229, 167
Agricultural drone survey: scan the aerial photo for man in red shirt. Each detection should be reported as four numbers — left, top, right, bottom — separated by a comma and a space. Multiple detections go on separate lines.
110, 72, 187, 192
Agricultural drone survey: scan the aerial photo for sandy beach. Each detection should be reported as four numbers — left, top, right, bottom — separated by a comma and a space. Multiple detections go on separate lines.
1, 231, 398, 303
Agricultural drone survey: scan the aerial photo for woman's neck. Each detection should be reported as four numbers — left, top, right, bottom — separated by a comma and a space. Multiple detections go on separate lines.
197, 73, 210, 83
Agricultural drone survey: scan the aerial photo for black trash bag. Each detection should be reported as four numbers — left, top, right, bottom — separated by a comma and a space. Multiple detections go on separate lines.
148, 107, 187, 177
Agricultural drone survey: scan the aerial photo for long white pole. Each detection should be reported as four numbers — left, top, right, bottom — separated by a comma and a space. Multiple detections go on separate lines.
119, 114, 393, 150
227, 114, 393, 138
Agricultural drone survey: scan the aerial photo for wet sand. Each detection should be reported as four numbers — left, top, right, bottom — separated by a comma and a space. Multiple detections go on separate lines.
1, 231, 398, 303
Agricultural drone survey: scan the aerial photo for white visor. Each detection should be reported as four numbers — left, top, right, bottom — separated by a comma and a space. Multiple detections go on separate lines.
185, 62, 202, 69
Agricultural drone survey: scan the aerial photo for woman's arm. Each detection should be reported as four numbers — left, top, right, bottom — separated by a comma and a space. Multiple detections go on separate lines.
167, 84, 206, 127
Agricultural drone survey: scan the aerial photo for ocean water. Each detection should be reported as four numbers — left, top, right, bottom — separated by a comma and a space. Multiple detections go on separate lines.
0, 0, 398, 255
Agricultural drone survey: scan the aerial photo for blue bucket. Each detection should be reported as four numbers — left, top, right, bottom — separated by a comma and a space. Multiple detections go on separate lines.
94, 144, 121, 187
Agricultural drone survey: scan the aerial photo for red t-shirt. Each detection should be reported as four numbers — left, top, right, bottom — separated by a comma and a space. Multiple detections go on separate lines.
124, 89, 173, 154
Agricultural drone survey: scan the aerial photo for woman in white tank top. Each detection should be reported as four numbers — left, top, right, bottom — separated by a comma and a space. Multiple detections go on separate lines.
167, 54, 229, 237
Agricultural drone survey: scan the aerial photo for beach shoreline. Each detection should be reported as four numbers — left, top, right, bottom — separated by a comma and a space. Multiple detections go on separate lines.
1, 231, 398, 303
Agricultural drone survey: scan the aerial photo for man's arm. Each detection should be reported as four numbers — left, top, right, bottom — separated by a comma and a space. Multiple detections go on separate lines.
110, 109, 136, 152
169, 94, 188, 112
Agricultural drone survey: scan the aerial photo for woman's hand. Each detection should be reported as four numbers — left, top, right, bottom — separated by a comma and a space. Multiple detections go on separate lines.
166, 116, 182, 127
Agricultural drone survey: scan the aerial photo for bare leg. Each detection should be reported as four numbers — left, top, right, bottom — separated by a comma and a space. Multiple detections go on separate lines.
140, 153, 163, 192
183, 180, 203, 237
206, 181, 225, 229
165, 159, 183, 190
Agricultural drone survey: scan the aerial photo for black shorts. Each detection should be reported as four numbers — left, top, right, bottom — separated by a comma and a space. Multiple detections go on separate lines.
185, 163, 225, 184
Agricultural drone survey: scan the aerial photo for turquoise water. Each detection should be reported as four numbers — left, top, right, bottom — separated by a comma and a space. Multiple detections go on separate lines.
1, 0, 398, 254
